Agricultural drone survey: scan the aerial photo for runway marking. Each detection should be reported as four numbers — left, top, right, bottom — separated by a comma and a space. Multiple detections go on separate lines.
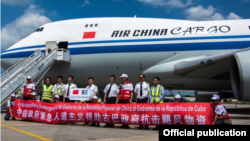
1, 123, 54, 141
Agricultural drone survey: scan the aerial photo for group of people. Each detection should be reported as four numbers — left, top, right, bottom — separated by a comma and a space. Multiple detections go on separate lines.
5, 73, 231, 126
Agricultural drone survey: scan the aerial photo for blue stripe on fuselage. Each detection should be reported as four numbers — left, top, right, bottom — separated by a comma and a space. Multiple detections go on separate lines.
3, 35, 250, 53
1, 41, 250, 58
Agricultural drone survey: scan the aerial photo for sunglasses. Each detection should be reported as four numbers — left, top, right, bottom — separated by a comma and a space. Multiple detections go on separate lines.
139, 77, 143, 79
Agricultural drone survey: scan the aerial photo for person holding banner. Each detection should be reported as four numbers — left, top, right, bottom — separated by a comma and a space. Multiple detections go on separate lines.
4, 94, 16, 120
63, 76, 77, 103
53, 95, 60, 103
90, 96, 100, 127
31, 92, 39, 101
135, 74, 150, 129
41, 77, 54, 103
174, 94, 183, 103
211, 94, 232, 125
22, 75, 35, 100
149, 77, 166, 130
52, 76, 65, 102
118, 73, 134, 129
103, 75, 120, 127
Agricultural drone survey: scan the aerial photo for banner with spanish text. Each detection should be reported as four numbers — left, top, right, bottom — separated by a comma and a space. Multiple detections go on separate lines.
12, 99, 213, 125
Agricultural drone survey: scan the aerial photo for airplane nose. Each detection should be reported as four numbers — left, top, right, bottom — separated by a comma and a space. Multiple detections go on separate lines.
1, 57, 25, 70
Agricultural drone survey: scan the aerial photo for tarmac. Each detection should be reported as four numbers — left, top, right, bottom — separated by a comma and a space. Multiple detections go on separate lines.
1, 104, 250, 141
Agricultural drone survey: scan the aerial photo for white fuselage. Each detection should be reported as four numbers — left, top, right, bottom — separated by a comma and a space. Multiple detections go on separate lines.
1, 18, 250, 90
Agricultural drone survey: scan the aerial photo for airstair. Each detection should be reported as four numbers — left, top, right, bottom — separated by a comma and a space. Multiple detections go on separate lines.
1, 48, 71, 105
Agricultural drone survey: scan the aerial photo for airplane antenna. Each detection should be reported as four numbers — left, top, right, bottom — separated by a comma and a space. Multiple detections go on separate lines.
134, 15, 136, 18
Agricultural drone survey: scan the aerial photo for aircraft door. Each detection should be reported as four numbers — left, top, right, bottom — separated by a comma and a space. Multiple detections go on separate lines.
45, 41, 57, 55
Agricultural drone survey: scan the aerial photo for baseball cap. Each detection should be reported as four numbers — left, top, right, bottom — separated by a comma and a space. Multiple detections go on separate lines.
10, 94, 15, 97
27, 75, 32, 79
31, 92, 36, 96
211, 94, 220, 100
93, 96, 98, 99
54, 95, 59, 99
175, 94, 181, 98
120, 73, 128, 78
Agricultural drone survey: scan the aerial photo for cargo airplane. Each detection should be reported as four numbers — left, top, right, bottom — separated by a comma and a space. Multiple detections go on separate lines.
1, 17, 250, 101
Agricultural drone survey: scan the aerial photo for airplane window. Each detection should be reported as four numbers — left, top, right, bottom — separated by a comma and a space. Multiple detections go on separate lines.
34, 28, 40, 32
90, 24, 93, 27
39, 27, 44, 31
95, 24, 98, 27
85, 24, 88, 27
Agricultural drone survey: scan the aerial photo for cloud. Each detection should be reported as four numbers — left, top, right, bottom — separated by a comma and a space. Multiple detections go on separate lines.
185, 5, 242, 21
138, 0, 192, 8
79, 0, 90, 7
1, 0, 34, 6
1, 4, 51, 51
227, 12, 242, 20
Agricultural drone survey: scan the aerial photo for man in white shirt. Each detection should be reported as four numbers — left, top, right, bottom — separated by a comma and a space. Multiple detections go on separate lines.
103, 75, 120, 127
135, 74, 150, 129
52, 76, 65, 102
63, 76, 77, 103
83, 77, 98, 125
85, 77, 98, 103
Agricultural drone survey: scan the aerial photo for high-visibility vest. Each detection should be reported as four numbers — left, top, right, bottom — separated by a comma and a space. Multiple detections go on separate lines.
54, 83, 65, 96
43, 84, 53, 100
151, 85, 163, 103
118, 82, 132, 101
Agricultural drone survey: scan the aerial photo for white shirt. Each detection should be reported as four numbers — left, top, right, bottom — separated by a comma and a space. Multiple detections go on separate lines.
86, 84, 98, 98
214, 102, 229, 119
104, 83, 120, 98
135, 81, 150, 99
52, 83, 65, 93
24, 82, 35, 90
63, 83, 77, 98
7, 100, 15, 107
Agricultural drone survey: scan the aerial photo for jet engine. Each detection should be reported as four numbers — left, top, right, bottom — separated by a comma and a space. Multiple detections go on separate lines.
230, 50, 250, 101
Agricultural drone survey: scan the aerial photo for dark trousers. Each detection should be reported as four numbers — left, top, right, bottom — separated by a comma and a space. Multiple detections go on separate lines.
65, 98, 75, 103
137, 97, 148, 103
59, 96, 64, 102
215, 119, 231, 125
4, 113, 16, 120
106, 97, 116, 103
42, 99, 51, 103
137, 97, 149, 128
23, 97, 31, 100
119, 100, 129, 104
105, 97, 117, 127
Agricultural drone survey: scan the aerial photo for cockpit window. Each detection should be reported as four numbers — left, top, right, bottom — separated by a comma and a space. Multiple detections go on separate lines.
34, 27, 44, 32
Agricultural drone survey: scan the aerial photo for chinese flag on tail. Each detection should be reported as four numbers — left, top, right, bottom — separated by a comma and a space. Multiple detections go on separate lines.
72, 90, 79, 95
83, 32, 96, 39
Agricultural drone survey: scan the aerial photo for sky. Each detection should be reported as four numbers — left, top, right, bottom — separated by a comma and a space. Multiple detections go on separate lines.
1, 0, 250, 73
